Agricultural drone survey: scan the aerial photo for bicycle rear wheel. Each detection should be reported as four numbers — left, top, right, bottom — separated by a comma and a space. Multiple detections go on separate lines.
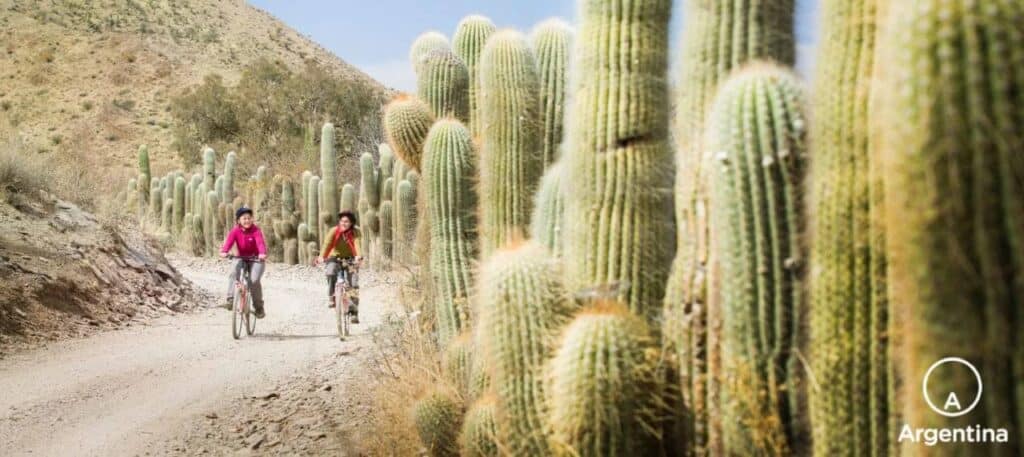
335, 282, 348, 340
245, 289, 256, 335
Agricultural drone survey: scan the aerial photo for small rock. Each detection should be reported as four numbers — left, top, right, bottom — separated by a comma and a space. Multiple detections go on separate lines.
321, 384, 332, 392
205, 412, 219, 419
251, 392, 279, 400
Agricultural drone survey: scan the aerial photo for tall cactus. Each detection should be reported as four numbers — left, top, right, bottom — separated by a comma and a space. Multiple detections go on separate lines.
478, 30, 544, 258
173, 176, 186, 234
460, 395, 500, 457
562, 0, 675, 322
665, 2, 796, 452
410, 31, 451, 76
148, 178, 161, 221
320, 123, 339, 230
530, 19, 572, 167
277, 178, 299, 265
479, 242, 573, 455
382, 177, 394, 203
307, 176, 320, 246
546, 302, 662, 456
807, 1, 889, 456
161, 198, 173, 233
418, 48, 470, 122
384, 96, 435, 171
223, 151, 236, 204
137, 145, 150, 211
359, 153, 380, 209
379, 201, 394, 260
340, 183, 356, 213
202, 147, 216, 194
708, 64, 808, 455
452, 15, 496, 136
412, 390, 462, 457
442, 333, 472, 397
878, 1, 1024, 455
204, 191, 220, 254
529, 159, 566, 255
301, 170, 313, 228
395, 179, 417, 265
423, 120, 479, 344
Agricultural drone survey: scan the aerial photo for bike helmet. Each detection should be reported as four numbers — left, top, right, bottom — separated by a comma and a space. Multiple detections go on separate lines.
235, 207, 254, 220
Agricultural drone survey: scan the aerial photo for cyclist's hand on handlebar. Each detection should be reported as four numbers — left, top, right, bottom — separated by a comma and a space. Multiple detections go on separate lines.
258, 254, 267, 261
314, 256, 323, 266
219, 252, 228, 258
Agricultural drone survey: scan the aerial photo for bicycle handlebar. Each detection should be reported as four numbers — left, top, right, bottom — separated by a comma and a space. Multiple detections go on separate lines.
225, 255, 264, 262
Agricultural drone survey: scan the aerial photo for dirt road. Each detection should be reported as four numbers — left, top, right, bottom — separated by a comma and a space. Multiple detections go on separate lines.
0, 257, 395, 456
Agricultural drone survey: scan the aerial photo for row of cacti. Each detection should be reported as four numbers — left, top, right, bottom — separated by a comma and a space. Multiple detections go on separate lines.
403, 0, 1024, 456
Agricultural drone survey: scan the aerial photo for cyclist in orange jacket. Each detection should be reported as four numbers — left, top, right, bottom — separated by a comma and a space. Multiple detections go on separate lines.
315, 211, 362, 323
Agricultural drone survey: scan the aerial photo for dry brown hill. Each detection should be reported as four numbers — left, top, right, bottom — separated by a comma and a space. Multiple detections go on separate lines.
0, 0, 389, 194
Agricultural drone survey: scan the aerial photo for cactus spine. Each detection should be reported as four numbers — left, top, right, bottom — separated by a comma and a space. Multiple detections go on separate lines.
340, 183, 356, 213
807, 1, 889, 456
320, 123, 339, 230
529, 159, 566, 256
418, 49, 470, 121
531, 19, 572, 167
665, 2, 796, 452
546, 302, 662, 456
423, 120, 479, 344
412, 390, 462, 457
452, 15, 496, 136
479, 242, 573, 455
878, 1, 1024, 455
460, 395, 500, 457
708, 64, 808, 455
562, 0, 675, 321
478, 30, 544, 257
395, 179, 417, 265
442, 333, 473, 397
384, 96, 435, 171
410, 31, 451, 76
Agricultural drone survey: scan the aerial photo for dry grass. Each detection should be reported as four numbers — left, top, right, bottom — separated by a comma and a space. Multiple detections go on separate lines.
357, 274, 458, 456
0, 138, 52, 198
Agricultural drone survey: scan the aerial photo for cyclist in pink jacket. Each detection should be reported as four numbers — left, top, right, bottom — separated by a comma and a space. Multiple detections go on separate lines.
219, 207, 268, 318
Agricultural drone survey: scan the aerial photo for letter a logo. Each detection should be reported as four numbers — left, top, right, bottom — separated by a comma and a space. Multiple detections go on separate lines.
944, 392, 962, 411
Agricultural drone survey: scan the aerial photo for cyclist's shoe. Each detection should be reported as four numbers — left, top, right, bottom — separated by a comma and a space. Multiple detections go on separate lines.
328, 297, 336, 309
222, 297, 233, 310
351, 314, 360, 324
254, 303, 266, 319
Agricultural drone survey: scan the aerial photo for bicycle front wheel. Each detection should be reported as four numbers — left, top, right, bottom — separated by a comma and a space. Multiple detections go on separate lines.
245, 290, 256, 335
232, 288, 243, 340
335, 284, 348, 340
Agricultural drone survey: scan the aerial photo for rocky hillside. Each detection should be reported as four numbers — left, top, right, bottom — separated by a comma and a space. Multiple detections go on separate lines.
0, 0, 389, 191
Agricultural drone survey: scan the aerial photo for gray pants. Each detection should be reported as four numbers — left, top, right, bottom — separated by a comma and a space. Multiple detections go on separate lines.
228, 259, 265, 308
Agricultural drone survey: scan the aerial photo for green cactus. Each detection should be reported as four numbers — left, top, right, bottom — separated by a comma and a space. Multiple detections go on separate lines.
253, 165, 269, 219
381, 177, 394, 203
529, 159, 566, 256
442, 333, 472, 397
278, 178, 299, 265
460, 395, 500, 457
417, 48, 469, 121
148, 178, 161, 221
298, 223, 311, 265
306, 176, 320, 244
878, 1, 1024, 455
320, 123, 339, 230
205, 191, 220, 254
379, 147, 394, 198
137, 145, 150, 208
546, 302, 662, 456
359, 153, 380, 209
530, 19, 571, 167
410, 31, 450, 74
364, 208, 379, 238
189, 213, 204, 256
663, 2, 796, 451
423, 120, 479, 345
395, 179, 417, 264
301, 170, 312, 227
223, 151, 236, 204
806, 1, 889, 456
127, 178, 137, 206
412, 390, 462, 457
384, 97, 434, 172
453, 15, 496, 137
478, 30, 544, 257
161, 198, 173, 233
478, 242, 573, 455
340, 183, 356, 213
202, 147, 216, 193
358, 198, 371, 255
562, 0, 675, 322
173, 176, 186, 234
379, 201, 393, 260
707, 64, 807, 455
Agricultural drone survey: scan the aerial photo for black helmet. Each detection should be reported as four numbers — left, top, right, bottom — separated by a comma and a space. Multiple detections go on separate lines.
235, 207, 254, 220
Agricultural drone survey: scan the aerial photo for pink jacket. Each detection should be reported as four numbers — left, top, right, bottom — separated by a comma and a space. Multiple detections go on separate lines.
220, 224, 267, 258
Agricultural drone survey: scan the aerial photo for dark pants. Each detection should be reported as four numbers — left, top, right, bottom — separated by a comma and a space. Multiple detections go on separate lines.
325, 258, 359, 313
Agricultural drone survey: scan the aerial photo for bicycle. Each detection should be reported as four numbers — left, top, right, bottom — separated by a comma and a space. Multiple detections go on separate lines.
227, 255, 262, 339
329, 257, 358, 341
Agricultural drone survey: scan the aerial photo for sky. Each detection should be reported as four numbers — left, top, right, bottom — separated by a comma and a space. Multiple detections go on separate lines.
249, 0, 820, 92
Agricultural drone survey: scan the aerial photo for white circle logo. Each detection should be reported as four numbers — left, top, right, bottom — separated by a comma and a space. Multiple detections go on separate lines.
922, 357, 983, 418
